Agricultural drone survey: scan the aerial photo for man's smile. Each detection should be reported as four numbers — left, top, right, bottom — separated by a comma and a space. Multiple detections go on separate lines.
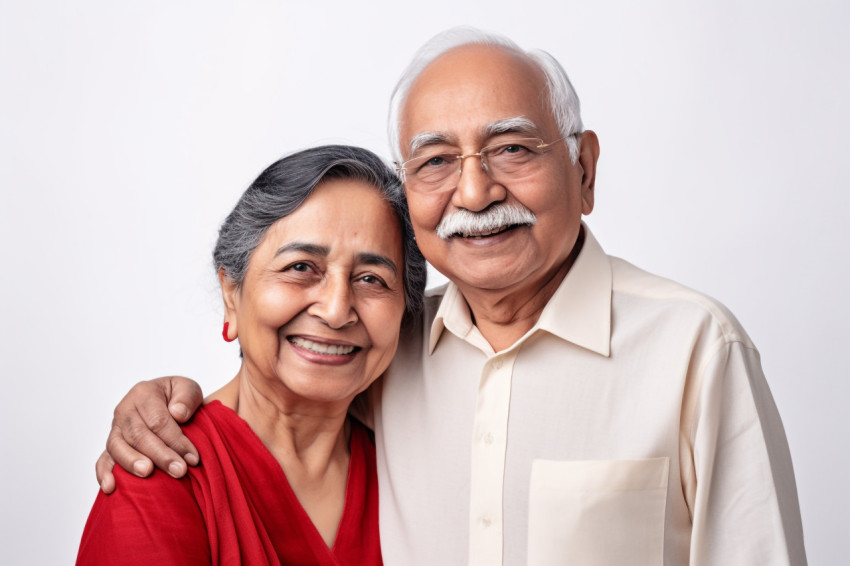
450, 223, 526, 239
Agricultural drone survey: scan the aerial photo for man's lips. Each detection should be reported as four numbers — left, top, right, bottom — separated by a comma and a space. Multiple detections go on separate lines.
287, 336, 359, 356
450, 223, 527, 239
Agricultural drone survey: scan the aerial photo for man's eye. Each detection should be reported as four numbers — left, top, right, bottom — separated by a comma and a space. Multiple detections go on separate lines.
494, 143, 531, 156
488, 143, 534, 165
423, 155, 449, 168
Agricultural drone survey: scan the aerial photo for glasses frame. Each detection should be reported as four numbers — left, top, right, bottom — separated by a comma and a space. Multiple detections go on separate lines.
395, 135, 574, 193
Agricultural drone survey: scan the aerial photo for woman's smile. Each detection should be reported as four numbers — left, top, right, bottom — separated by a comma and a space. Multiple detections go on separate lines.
287, 335, 361, 363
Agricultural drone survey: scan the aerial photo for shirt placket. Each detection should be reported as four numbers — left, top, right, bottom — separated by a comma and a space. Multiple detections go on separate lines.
468, 351, 517, 566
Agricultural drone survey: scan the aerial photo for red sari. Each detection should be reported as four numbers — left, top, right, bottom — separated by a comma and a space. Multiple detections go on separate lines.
77, 401, 382, 565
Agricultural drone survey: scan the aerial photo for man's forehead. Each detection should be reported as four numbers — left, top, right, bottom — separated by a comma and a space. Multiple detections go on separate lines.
419, 43, 534, 78
399, 45, 552, 149
408, 47, 540, 100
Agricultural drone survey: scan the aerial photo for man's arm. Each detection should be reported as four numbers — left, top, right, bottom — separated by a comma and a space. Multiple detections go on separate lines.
685, 342, 806, 565
95, 376, 204, 494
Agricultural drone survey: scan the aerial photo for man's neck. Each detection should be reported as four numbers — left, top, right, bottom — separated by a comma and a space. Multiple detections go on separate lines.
458, 228, 585, 352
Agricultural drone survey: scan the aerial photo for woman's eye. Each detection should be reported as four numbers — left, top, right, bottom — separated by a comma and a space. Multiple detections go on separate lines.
358, 274, 387, 287
287, 262, 311, 273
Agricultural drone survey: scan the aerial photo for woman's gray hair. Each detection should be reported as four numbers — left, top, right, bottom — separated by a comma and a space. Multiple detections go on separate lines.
387, 26, 584, 164
213, 145, 427, 322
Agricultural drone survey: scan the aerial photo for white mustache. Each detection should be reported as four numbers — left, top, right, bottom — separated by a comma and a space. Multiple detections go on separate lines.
436, 204, 537, 240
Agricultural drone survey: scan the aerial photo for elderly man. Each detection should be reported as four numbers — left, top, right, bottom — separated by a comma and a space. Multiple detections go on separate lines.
98, 28, 806, 565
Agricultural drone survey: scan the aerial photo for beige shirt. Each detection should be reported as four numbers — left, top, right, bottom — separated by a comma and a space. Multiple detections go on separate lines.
371, 226, 806, 566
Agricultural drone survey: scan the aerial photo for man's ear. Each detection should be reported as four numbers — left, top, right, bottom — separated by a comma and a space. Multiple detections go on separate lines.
218, 268, 240, 337
578, 130, 600, 215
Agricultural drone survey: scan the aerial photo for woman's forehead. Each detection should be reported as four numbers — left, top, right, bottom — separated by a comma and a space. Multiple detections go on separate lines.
255, 180, 402, 261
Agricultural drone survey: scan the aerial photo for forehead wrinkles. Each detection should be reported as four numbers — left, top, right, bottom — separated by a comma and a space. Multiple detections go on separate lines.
400, 46, 550, 155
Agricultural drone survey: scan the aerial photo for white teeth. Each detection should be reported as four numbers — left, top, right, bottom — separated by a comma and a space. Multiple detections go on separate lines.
460, 226, 506, 238
289, 337, 356, 356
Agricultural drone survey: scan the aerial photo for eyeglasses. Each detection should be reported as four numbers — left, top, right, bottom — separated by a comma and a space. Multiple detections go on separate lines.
395, 136, 571, 193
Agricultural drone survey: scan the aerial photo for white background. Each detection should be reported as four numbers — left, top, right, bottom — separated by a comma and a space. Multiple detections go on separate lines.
1, 1, 847, 563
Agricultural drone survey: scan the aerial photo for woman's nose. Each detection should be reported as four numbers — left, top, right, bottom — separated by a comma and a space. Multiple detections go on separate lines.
307, 276, 358, 329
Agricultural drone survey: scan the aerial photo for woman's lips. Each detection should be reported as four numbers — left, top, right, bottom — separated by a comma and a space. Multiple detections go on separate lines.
287, 336, 358, 356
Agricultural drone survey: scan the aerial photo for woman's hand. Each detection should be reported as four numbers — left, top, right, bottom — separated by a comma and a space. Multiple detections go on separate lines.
96, 376, 204, 493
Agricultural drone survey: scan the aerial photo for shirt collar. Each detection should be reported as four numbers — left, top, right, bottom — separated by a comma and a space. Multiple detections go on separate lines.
428, 223, 612, 357
428, 282, 476, 354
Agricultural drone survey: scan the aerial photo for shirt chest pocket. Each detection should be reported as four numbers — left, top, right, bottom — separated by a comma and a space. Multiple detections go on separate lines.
527, 457, 669, 566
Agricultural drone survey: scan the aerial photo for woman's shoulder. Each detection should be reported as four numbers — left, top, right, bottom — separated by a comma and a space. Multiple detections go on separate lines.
182, 401, 286, 485
181, 400, 255, 446
78, 461, 209, 563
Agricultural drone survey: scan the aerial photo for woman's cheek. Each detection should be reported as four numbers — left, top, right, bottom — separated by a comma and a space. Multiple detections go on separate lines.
255, 285, 302, 326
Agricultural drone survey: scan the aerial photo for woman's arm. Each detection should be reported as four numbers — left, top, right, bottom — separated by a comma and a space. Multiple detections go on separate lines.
78, 466, 211, 564
95, 376, 204, 493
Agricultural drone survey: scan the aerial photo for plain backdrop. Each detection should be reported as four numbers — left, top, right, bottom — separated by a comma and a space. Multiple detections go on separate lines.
1, 1, 847, 563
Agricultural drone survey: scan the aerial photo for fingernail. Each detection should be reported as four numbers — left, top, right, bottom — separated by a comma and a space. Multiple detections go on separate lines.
185, 453, 199, 466
133, 460, 151, 476
172, 403, 190, 420
168, 461, 184, 477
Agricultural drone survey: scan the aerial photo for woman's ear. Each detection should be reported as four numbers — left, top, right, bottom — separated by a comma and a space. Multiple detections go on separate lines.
219, 268, 240, 339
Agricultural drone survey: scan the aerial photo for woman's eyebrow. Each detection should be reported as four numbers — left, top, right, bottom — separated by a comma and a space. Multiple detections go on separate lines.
274, 244, 397, 275
274, 242, 329, 258
357, 252, 398, 275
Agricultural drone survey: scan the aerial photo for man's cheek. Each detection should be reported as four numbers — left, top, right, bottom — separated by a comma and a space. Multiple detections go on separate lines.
408, 194, 451, 232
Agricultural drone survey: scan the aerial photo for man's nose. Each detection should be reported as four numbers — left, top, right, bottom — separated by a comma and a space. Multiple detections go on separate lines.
451, 155, 507, 212
308, 275, 358, 329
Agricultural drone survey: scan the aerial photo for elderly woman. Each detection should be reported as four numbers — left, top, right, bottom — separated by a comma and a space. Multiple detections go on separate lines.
77, 145, 426, 565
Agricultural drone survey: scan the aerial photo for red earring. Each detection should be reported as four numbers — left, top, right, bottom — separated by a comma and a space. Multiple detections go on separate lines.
222, 321, 236, 342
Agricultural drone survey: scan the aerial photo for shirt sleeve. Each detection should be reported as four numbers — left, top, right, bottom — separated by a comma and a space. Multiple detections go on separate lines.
76, 466, 211, 565
687, 341, 807, 566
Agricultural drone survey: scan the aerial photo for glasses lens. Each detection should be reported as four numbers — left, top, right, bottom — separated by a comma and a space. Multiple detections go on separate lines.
484, 139, 543, 177
404, 153, 458, 191
402, 138, 552, 192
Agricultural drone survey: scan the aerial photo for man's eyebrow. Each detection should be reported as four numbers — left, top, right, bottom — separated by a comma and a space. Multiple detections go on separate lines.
483, 116, 540, 137
408, 131, 455, 157
274, 242, 329, 258
357, 252, 398, 276
407, 117, 539, 157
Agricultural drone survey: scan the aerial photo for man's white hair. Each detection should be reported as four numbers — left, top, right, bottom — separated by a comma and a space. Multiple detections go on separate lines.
388, 27, 584, 165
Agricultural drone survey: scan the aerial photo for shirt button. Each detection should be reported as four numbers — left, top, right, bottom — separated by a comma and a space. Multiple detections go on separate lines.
493, 359, 503, 370
479, 516, 492, 528
483, 432, 494, 445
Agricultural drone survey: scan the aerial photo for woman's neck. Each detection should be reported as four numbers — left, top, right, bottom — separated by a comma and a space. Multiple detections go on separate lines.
207, 372, 352, 547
